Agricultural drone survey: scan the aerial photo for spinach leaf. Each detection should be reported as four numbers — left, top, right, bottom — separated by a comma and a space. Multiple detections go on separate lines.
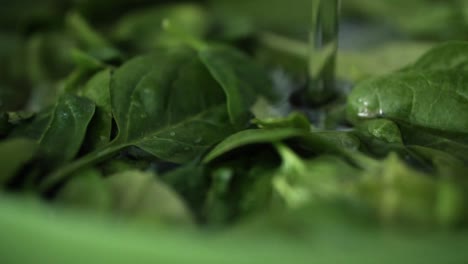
105, 170, 193, 226
199, 45, 278, 125
204, 127, 361, 164
203, 128, 306, 163
9, 108, 54, 140
356, 153, 465, 226
56, 168, 112, 213
253, 112, 311, 130
109, 48, 233, 163
41, 45, 274, 190
57, 168, 194, 226
161, 163, 210, 220
352, 119, 406, 158
273, 144, 360, 209
408, 146, 466, 177
38, 94, 95, 168
80, 69, 113, 150
398, 122, 468, 163
410, 41, 468, 71
66, 12, 121, 63
347, 71, 468, 134
112, 4, 209, 52
0, 138, 37, 186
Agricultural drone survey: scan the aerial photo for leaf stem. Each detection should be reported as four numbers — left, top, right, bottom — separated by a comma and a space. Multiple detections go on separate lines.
38, 142, 124, 193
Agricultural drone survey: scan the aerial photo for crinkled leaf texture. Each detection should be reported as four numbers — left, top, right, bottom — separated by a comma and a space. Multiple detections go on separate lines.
347, 71, 468, 134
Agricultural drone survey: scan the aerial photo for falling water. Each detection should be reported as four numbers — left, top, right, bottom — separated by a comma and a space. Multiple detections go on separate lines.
307, 0, 340, 105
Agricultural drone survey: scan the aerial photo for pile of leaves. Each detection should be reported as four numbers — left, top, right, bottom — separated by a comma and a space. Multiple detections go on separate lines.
1, 0, 468, 263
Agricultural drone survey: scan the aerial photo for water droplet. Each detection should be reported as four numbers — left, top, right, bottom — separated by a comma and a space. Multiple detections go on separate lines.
60, 112, 69, 119
170, 132, 176, 137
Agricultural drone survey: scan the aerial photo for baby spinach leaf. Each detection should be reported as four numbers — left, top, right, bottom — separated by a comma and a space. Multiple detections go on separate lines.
57, 168, 194, 226
9, 108, 54, 141
408, 146, 466, 177
253, 112, 311, 130
355, 119, 403, 145
398, 122, 468, 163
55, 168, 112, 213
80, 69, 112, 150
105, 170, 193, 226
161, 163, 210, 220
204, 127, 361, 164
347, 71, 468, 134
199, 45, 279, 125
356, 153, 465, 226
273, 144, 360, 209
0, 138, 37, 186
38, 94, 95, 167
203, 128, 306, 163
66, 12, 121, 63
112, 4, 209, 51
410, 41, 468, 71
42, 45, 275, 190
338, 41, 432, 82
110, 48, 234, 163
352, 119, 407, 158
309, 131, 361, 152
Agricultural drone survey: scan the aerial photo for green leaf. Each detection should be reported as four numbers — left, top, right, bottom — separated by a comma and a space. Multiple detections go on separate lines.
56, 168, 112, 212
9, 108, 54, 141
273, 144, 359, 209
253, 112, 311, 130
66, 12, 121, 63
203, 128, 306, 163
43, 46, 273, 190
110, 48, 234, 163
347, 71, 468, 134
0, 138, 37, 186
352, 119, 407, 158
161, 164, 210, 219
199, 45, 278, 125
355, 119, 403, 145
355, 153, 465, 226
105, 170, 193, 226
409, 41, 468, 72
38, 94, 95, 167
80, 69, 113, 150
112, 4, 209, 51
398, 122, 468, 163
408, 146, 467, 178
337, 42, 433, 82
204, 128, 361, 164
342, 0, 466, 40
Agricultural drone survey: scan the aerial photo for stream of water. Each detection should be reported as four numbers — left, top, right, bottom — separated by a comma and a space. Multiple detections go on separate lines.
308, 0, 340, 105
